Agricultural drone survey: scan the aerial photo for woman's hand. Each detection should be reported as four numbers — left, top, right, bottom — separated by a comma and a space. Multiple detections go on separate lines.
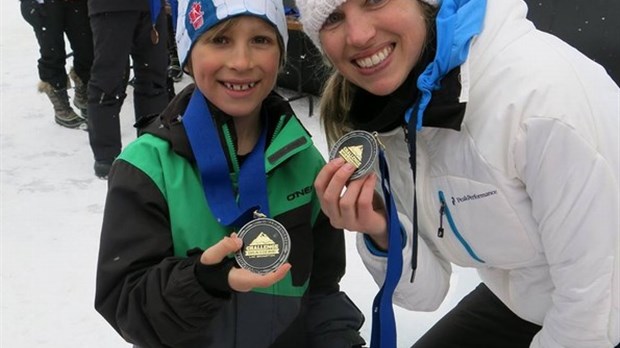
314, 158, 389, 249
200, 234, 291, 292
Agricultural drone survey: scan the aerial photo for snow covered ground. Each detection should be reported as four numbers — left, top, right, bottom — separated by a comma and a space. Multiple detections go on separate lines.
0, 2, 480, 347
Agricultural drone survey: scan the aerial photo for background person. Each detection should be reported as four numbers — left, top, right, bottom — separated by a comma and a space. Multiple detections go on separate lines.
20, 0, 92, 129
87, 0, 170, 178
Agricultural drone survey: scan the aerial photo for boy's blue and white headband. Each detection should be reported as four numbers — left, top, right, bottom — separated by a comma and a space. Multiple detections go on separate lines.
175, 0, 289, 68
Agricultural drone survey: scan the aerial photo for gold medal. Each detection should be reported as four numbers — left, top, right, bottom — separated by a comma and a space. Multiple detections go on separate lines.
329, 130, 381, 180
235, 211, 291, 274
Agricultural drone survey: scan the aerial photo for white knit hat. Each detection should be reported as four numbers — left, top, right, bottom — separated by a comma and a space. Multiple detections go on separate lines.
296, 0, 440, 49
176, 0, 289, 68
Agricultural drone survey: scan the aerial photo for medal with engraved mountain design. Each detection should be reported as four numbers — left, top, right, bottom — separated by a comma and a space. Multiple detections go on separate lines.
235, 212, 290, 274
329, 130, 380, 180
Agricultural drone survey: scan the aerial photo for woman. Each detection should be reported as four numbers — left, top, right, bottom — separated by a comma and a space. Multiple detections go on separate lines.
295, 0, 619, 347
94, 1, 365, 347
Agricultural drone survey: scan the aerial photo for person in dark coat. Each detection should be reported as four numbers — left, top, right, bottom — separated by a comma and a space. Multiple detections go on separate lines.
20, 0, 93, 129
87, 0, 170, 178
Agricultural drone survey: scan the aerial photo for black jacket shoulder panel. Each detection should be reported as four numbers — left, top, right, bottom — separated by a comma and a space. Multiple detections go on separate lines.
139, 84, 196, 162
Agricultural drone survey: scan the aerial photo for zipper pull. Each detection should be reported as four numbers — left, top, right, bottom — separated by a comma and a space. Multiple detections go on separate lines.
438, 201, 445, 238
402, 124, 409, 143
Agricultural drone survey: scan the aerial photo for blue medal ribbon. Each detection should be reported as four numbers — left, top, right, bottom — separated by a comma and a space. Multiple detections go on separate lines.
182, 89, 270, 228
168, 0, 179, 29
370, 149, 404, 348
149, 0, 162, 29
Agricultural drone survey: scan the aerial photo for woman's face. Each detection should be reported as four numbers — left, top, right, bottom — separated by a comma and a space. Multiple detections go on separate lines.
189, 16, 281, 119
319, 0, 428, 96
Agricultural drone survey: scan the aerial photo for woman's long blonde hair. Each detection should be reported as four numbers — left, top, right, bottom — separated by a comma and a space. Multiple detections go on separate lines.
318, 1, 437, 147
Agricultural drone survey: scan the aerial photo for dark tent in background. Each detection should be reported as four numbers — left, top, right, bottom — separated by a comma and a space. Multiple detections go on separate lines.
524, 0, 619, 85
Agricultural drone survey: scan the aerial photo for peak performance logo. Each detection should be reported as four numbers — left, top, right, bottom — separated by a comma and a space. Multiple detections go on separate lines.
451, 190, 497, 205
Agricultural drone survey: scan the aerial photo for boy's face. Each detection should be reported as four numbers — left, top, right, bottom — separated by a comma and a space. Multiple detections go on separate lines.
189, 16, 281, 119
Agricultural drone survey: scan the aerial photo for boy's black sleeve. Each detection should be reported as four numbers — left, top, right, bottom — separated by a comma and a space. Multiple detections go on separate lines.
94, 160, 228, 348
308, 210, 346, 293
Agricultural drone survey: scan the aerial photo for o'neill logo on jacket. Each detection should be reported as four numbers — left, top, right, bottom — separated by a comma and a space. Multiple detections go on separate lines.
451, 190, 498, 205
189, 2, 204, 30
287, 185, 313, 201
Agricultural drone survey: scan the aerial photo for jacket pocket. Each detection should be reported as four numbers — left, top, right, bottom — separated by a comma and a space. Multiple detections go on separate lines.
432, 178, 538, 268
438, 190, 486, 264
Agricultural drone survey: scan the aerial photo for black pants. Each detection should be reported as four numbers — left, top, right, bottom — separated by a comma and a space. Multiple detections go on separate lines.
87, 10, 169, 162
412, 283, 620, 348
412, 283, 540, 348
20, 0, 93, 89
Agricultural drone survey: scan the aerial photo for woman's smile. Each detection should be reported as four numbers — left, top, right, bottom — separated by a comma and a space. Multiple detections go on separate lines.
353, 43, 394, 69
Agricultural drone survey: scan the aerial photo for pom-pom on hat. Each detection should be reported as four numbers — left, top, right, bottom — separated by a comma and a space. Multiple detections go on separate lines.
175, 0, 289, 69
296, 0, 440, 49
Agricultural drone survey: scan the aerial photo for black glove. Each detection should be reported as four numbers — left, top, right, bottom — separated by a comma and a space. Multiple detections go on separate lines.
20, 0, 47, 29
187, 247, 236, 298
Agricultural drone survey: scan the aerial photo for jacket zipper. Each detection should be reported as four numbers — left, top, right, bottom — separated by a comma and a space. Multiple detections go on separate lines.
437, 203, 445, 238
438, 191, 485, 263
271, 115, 285, 144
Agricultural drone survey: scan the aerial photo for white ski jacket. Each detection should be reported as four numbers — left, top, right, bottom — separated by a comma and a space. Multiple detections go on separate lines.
356, 1, 619, 347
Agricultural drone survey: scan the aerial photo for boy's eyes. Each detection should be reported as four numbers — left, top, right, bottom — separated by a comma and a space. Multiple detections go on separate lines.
252, 36, 274, 44
211, 36, 229, 44
209, 35, 274, 45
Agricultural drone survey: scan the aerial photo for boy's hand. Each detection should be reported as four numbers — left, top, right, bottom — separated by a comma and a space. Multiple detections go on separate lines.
200, 234, 291, 292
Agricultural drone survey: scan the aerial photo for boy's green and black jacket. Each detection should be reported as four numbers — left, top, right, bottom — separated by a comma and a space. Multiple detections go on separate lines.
94, 84, 365, 348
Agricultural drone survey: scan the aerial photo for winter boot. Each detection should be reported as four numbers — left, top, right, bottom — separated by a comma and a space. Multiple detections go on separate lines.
38, 81, 85, 129
69, 68, 88, 119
